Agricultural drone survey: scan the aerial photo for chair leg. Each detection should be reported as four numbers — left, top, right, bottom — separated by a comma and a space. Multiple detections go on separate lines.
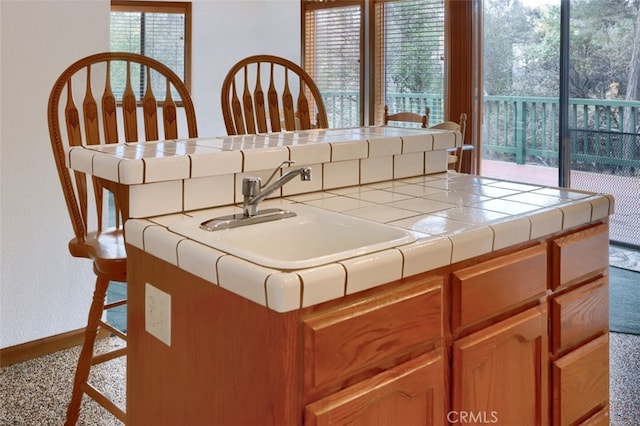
65, 276, 110, 426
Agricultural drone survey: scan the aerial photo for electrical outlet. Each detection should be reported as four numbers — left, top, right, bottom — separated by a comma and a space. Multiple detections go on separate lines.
145, 283, 171, 346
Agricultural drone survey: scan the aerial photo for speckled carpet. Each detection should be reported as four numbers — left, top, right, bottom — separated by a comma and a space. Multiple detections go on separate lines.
0, 338, 125, 425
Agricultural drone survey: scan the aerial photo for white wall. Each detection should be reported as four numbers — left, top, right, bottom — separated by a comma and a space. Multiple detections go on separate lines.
192, 0, 301, 137
0, 0, 300, 348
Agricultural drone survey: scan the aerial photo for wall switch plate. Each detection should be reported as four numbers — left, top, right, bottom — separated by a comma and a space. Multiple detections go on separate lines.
145, 283, 171, 346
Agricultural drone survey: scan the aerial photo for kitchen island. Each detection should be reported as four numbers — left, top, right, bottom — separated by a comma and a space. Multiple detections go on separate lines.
68, 127, 612, 425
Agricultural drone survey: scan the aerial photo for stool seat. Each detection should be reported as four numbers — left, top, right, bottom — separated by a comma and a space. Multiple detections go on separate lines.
68, 230, 127, 281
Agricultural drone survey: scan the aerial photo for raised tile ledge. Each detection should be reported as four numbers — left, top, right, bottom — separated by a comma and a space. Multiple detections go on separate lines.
66, 128, 453, 185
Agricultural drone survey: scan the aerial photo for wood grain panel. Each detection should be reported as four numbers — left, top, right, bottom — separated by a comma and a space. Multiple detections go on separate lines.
452, 305, 549, 426
451, 244, 547, 333
552, 334, 609, 426
305, 349, 444, 426
303, 277, 442, 391
126, 246, 303, 425
550, 277, 608, 354
552, 223, 609, 290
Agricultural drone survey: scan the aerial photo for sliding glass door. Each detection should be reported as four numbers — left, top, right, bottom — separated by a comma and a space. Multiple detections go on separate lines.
482, 0, 639, 247
567, 0, 640, 247
481, 0, 561, 186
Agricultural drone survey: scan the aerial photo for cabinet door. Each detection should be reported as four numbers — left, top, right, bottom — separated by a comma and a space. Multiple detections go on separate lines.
452, 305, 548, 426
304, 350, 444, 426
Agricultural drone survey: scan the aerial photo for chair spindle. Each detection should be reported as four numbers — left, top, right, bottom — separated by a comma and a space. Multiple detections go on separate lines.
122, 62, 138, 142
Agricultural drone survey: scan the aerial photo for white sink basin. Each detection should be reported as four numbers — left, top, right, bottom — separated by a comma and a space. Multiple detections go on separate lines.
169, 204, 416, 270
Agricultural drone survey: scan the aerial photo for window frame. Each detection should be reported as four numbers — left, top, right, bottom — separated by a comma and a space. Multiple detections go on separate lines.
110, 0, 192, 94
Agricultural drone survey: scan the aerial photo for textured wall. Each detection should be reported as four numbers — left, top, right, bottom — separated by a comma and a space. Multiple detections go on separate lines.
0, 0, 300, 348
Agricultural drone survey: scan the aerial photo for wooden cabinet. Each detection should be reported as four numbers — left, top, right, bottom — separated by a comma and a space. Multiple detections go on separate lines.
552, 334, 609, 425
126, 221, 609, 425
451, 243, 547, 335
549, 224, 610, 425
450, 244, 549, 425
579, 406, 610, 425
550, 276, 608, 355
303, 276, 444, 425
305, 350, 444, 426
303, 277, 442, 394
449, 223, 610, 426
452, 306, 548, 425
551, 223, 609, 290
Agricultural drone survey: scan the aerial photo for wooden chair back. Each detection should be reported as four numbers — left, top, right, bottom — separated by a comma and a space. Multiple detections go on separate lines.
431, 113, 467, 143
221, 55, 329, 135
431, 113, 469, 172
47, 52, 198, 245
384, 105, 430, 128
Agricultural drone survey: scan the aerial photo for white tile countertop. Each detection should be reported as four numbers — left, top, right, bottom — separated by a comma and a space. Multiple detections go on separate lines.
65, 125, 613, 312
125, 172, 614, 313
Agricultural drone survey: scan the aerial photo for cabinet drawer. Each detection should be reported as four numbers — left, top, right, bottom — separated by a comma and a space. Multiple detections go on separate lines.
451, 244, 547, 332
305, 350, 444, 426
552, 334, 609, 426
550, 277, 608, 354
552, 223, 609, 290
303, 276, 441, 391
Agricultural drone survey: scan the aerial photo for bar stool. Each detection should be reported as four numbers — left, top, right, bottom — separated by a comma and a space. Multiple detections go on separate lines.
47, 52, 198, 424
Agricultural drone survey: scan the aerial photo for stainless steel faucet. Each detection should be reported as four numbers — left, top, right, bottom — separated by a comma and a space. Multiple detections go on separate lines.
242, 161, 312, 217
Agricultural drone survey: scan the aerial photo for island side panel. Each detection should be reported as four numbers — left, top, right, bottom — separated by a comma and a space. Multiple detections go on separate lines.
126, 245, 303, 425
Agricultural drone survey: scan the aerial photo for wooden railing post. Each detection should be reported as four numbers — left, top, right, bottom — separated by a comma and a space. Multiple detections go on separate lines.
515, 99, 526, 164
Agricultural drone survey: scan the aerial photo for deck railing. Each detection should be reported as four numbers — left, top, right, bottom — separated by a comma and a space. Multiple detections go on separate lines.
321, 92, 640, 173
321, 91, 444, 128
483, 95, 640, 172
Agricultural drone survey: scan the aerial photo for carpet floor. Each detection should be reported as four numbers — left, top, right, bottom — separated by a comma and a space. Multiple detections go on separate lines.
1, 338, 125, 425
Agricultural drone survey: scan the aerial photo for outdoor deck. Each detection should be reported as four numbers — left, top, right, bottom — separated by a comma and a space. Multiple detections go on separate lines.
481, 159, 639, 247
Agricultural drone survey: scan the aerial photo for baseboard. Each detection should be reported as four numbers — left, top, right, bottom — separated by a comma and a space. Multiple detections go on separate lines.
0, 328, 110, 368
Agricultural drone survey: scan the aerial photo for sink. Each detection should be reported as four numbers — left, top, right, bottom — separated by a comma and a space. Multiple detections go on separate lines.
169, 204, 416, 270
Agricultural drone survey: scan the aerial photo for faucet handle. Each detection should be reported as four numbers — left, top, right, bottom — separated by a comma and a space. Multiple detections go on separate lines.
264, 160, 295, 187
242, 176, 261, 197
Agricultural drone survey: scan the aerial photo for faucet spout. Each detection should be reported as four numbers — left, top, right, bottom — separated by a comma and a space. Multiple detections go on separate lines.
242, 163, 312, 217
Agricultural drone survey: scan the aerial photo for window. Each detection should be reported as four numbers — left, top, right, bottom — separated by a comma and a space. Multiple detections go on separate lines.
110, 1, 191, 96
303, 1, 364, 128
374, 0, 444, 124
303, 0, 444, 127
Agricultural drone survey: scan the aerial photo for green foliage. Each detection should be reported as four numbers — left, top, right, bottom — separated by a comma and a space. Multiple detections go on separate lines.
484, 0, 639, 99
384, 0, 444, 94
